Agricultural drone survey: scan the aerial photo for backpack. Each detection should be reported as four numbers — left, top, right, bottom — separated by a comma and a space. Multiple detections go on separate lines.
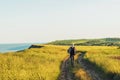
71, 47, 74, 53
67, 47, 75, 54
67, 47, 71, 53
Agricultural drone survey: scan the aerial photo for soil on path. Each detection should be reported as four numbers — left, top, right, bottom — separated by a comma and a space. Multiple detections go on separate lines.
59, 52, 103, 80
58, 56, 75, 80
77, 53, 103, 80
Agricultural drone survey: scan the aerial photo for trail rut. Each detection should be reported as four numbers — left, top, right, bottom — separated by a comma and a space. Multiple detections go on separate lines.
78, 53, 103, 80
59, 52, 103, 80
58, 56, 75, 80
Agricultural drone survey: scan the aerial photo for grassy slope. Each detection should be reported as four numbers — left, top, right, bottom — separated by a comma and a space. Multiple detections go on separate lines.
48, 38, 120, 46
0, 45, 68, 80
0, 44, 120, 80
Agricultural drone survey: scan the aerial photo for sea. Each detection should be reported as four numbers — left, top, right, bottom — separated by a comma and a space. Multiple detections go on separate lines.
0, 43, 38, 53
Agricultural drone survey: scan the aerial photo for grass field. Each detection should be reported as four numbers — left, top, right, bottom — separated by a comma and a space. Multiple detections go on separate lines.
0, 45, 68, 80
0, 45, 120, 80
75, 46, 120, 80
48, 38, 120, 46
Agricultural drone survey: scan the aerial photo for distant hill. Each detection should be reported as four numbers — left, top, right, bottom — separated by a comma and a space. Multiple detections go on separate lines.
48, 38, 120, 46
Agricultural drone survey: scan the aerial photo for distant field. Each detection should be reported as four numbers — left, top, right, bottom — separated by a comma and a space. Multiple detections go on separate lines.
48, 38, 120, 46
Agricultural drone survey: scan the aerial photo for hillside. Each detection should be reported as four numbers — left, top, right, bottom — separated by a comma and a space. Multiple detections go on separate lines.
0, 45, 68, 80
48, 38, 120, 46
0, 45, 120, 80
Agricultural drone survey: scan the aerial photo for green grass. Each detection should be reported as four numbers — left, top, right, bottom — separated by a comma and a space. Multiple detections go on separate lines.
48, 38, 120, 46
48, 39, 88, 45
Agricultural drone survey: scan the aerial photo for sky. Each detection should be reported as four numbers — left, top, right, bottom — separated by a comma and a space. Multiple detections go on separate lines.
0, 0, 120, 43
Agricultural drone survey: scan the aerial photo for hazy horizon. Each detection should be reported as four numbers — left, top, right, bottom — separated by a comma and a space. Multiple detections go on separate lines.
0, 0, 120, 43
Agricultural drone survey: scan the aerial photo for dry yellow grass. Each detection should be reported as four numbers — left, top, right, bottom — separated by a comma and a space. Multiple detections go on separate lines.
75, 46, 120, 80
72, 53, 92, 80
0, 45, 120, 80
75, 68, 92, 80
0, 45, 68, 80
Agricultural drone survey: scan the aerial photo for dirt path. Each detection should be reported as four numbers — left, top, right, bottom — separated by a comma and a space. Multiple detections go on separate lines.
59, 52, 103, 80
58, 56, 75, 80
78, 52, 103, 80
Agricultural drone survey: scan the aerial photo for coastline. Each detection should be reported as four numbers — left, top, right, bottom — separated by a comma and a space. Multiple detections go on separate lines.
0, 43, 34, 53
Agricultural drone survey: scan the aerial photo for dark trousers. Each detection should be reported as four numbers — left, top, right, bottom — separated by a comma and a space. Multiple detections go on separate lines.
70, 54, 74, 61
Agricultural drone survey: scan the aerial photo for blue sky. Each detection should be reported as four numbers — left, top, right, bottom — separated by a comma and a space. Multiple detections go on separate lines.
0, 0, 120, 43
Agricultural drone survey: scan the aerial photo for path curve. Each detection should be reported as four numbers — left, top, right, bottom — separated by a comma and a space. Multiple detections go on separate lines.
78, 52, 103, 80
58, 56, 74, 80
59, 52, 103, 80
